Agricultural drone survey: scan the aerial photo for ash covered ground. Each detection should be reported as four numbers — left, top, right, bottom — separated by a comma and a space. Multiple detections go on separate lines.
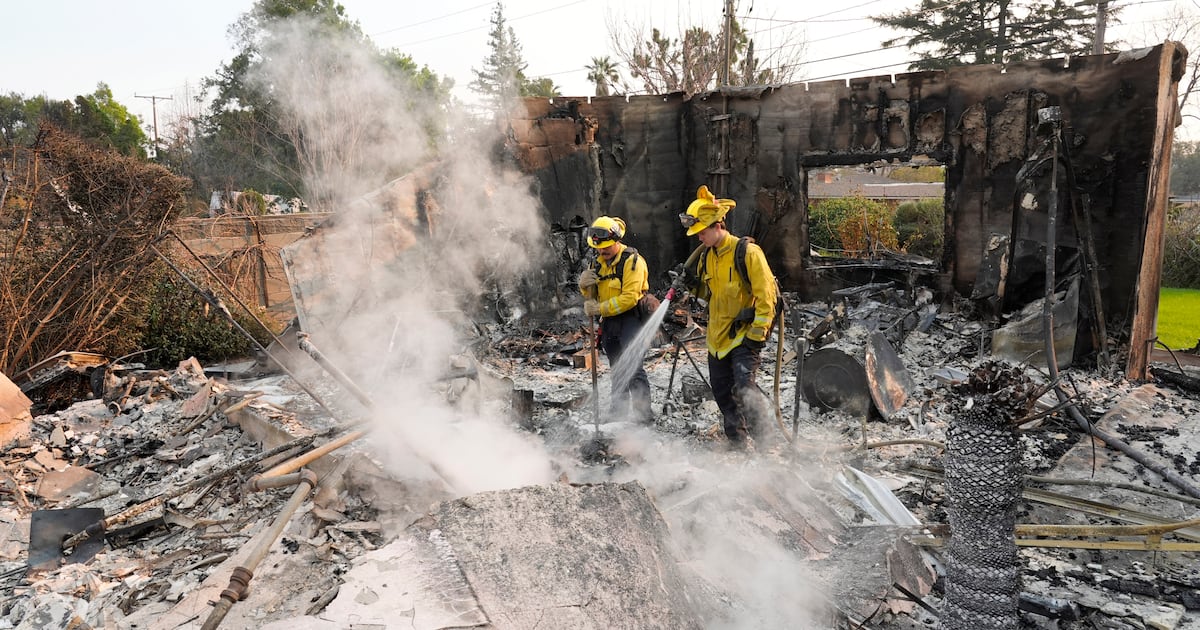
3, 287, 1200, 629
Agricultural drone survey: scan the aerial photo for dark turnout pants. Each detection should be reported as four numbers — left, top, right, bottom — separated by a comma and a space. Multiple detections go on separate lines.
708, 342, 765, 442
599, 310, 651, 420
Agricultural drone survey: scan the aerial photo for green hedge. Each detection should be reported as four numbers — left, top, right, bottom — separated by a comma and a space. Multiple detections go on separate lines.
138, 277, 275, 368
809, 195, 943, 259
809, 196, 894, 254
894, 198, 945, 260
1163, 203, 1200, 289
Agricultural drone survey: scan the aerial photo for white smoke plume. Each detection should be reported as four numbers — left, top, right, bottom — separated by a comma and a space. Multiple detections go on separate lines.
255, 14, 831, 627
256, 16, 554, 494
600, 428, 832, 628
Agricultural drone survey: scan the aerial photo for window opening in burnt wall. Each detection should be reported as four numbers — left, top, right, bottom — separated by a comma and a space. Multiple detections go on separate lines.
805, 161, 946, 266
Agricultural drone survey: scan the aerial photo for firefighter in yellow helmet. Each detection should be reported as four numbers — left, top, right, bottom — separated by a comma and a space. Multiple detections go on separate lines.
678, 186, 778, 448
578, 216, 652, 421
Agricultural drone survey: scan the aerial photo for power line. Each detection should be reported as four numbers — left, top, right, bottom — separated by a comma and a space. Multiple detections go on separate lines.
389, 0, 588, 48
810, 25, 881, 44
801, 56, 953, 82
370, 1, 493, 37
518, 0, 1166, 94
794, 32, 1077, 79
789, 0, 889, 22
752, 24, 884, 54
538, 40, 908, 90
801, 42, 907, 67
739, 0, 981, 30
537, 66, 589, 78
741, 14, 872, 24
135, 94, 172, 155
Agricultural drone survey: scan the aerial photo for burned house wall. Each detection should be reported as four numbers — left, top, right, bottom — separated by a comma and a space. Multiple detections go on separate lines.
509, 43, 1183, 372
512, 95, 693, 285
940, 53, 1174, 326
684, 75, 956, 289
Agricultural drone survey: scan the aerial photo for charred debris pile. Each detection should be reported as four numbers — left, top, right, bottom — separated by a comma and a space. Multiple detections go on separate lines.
3, 276, 1200, 629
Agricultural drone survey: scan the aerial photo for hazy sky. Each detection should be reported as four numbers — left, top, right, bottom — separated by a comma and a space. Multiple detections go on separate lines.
0, 0, 1186, 137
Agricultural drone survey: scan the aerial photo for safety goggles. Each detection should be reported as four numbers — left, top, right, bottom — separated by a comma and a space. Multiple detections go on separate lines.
678, 213, 700, 228
589, 227, 618, 242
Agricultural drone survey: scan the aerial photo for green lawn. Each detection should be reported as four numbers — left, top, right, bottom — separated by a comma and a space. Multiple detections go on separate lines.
1158, 287, 1200, 350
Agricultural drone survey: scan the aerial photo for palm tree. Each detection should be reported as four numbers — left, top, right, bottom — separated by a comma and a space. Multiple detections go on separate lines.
585, 56, 621, 97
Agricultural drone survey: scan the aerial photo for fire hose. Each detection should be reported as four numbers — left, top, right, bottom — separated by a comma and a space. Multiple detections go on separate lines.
769, 303, 792, 443
201, 469, 318, 630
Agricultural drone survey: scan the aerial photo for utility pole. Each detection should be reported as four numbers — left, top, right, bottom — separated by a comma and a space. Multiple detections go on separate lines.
714, 0, 736, 199
1075, 0, 1110, 55
1093, 1, 1108, 55
723, 0, 735, 86
135, 94, 172, 157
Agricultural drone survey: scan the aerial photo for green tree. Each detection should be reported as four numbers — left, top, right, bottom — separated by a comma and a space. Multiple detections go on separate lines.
894, 198, 945, 259
0, 86, 147, 157
139, 277, 272, 368
1171, 141, 1200, 198
872, 0, 1101, 71
0, 92, 43, 147
470, 3, 557, 107
192, 0, 452, 207
470, 2, 523, 106
523, 77, 561, 98
72, 84, 148, 158
471, 2, 527, 108
586, 56, 621, 96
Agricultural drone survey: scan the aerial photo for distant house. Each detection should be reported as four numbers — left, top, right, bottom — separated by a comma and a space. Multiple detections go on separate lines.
208, 190, 309, 217
808, 169, 944, 202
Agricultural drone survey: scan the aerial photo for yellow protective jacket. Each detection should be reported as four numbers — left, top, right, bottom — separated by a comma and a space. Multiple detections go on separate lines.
582, 244, 649, 318
690, 233, 778, 358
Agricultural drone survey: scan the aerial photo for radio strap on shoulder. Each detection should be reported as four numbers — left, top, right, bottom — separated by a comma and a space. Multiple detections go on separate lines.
596, 248, 638, 282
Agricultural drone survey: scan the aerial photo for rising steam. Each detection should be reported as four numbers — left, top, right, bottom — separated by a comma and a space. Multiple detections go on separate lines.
259, 16, 554, 494
258, 14, 827, 627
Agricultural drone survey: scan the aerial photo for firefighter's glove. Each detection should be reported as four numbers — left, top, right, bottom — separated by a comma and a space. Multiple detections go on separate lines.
584, 299, 602, 317
728, 307, 756, 339
742, 337, 765, 353
578, 268, 598, 292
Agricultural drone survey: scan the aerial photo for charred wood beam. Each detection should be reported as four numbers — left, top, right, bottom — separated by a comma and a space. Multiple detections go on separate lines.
61, 432, 321, 551
1033, 108, 1200, 501
1127, 42, 1186, 379
799, 150, 953, 168
1061, 135, 1111, 370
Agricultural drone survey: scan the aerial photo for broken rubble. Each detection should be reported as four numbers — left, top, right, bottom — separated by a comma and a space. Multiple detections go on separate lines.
3, 289, 1200, 630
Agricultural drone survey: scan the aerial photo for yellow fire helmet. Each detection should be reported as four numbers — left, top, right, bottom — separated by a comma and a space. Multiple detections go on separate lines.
680, 185, 735, 236
587, 216, 627, 248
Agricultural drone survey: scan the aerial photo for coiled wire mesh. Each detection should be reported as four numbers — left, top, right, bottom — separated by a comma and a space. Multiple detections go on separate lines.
941, 362, 1031, 629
